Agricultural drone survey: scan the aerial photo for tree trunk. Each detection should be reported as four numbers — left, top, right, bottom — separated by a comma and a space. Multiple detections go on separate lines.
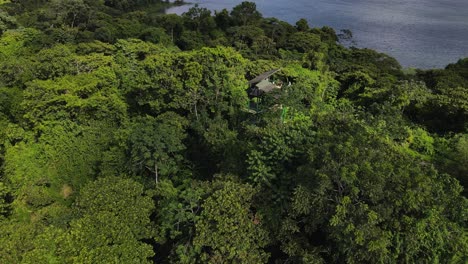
154, 161, 159, 185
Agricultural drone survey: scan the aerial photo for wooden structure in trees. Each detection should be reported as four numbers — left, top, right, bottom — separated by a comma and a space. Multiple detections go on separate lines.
246, 68, 283, 113
247, 68, 282, 98
245, 68, 291, 119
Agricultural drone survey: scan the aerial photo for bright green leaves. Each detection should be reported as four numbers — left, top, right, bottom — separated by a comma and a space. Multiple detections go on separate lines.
280, 63, 339, 106
0, 3, 467, 263
20, 226, 65, 264
154, 178, 271, 263
0, 28, 42, 86
338, 70, 375, 103
400, 127, 435, 159
8, 41, 126, 128
394, 208, 467, 263
34, 44, 75, 80
126, 51, 182, 113
282, 110, 467, 263
246, 149, 275, 185
22, 66, 125, 126
61, 176, 155, 264
123, 45, 248, 118
0, 220, 46, 263
0, 28, 39, 57
329, 196, 393, 263
0, 176, 156, 263
153, 179, 207, 262
246, 112, 315, 187
3, 121, 123, 224
434, 133, 468, 195
128, 112, 188, 182
181, 60, 204, 117
194, 180, 270, 263
75, 176, 155, 238
447, 134, 468, 185
356, 80, 430, 113
66, 213, 154, 264
195, 47, 249, 116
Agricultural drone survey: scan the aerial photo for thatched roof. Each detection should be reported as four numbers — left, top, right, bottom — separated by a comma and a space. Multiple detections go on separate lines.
248, 80, 281, 97
248, 68, 281, 85
256, 79, 278, 93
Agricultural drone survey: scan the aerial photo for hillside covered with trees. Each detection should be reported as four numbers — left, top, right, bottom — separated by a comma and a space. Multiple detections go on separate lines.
0, 1, 467, 263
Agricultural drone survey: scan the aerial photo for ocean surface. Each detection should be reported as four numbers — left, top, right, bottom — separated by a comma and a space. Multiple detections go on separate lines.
166, 0, 468, 69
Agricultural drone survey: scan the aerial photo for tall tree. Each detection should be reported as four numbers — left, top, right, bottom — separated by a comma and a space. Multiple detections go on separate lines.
194, 179, 270, 263
60, 176, 156, 263
128, 112, 188, 183
230, 1, 262, 26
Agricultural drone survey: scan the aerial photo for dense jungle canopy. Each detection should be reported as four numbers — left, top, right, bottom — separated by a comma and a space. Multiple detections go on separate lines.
0, 1, 467, 263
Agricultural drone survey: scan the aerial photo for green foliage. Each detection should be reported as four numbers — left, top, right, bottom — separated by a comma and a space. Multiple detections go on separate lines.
183, 4, 216, 34
295, 18, 309, 32
0, 86, 22, 120
194, 179, 270, 263
0, 220, 46, 263
0, 8, 17, 35
284, 110, 466, 263
22, 63, 126, 126
286, 32, 321, 53
20, 227, 66, 264
414, 58, 468, 133
34, 44, 75, 80
0, 181, 10, 218
3, 121, 123, 227
153, 179, 207, 262
60, 176, 155, 263
230, 1, 262, 26
0, 1, 467, 263
125, 45, 247, 119
0, 28, 43, 86
128, 112, 188, 182
434, 134, 468, 194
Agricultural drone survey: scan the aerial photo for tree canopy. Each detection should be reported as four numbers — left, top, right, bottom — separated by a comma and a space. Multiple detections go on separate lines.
0, 1, 466, 263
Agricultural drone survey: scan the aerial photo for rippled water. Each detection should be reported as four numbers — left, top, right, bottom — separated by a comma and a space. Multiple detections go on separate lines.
166, 0, 468, 69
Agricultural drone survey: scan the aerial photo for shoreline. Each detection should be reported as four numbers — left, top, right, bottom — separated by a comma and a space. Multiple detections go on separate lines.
164, 0, 468, 69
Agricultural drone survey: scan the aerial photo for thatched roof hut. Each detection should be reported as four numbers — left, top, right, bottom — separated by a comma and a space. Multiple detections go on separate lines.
247, 68, 281, 97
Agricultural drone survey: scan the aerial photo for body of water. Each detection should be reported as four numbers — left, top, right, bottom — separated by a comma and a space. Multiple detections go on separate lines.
166, 0, 468, 69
